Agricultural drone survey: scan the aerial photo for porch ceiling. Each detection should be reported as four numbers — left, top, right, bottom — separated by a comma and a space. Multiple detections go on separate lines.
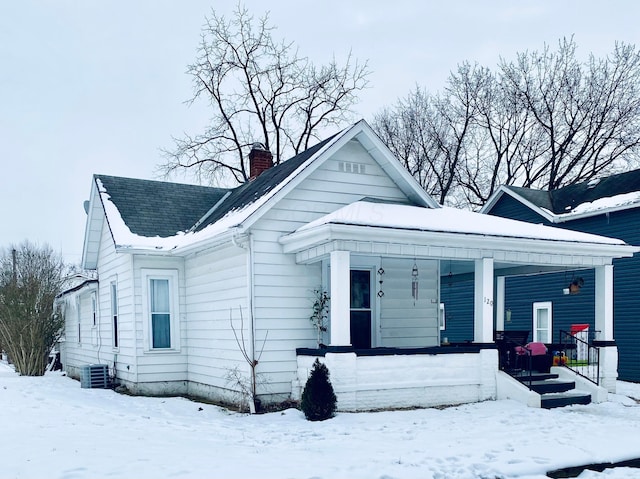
279, 202, 638, 270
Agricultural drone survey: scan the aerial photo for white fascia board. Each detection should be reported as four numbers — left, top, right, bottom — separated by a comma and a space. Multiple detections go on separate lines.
280, 223, 638, 262
237, 125, 354, 232
479, 186, 507, 214
480, 186, 556, 223
352, 121, 440, 209
114, 228, 243, 258
81, 179, 105, 270
239, 120, 439, 232
552, 201, 640, 223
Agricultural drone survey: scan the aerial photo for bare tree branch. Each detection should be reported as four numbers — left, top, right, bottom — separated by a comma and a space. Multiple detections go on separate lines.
160, 4, 370, 185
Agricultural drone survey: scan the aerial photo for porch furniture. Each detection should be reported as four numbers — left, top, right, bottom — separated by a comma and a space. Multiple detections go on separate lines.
494, 330, 529, 371
515, 342, 550, 372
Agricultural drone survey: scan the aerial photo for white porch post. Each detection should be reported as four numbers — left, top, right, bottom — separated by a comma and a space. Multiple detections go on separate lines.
330, 250, 351, 346
595, 264, 614, 341
474, 258, 494, 343
495, 276, 505, 332
595, 263, 617, 392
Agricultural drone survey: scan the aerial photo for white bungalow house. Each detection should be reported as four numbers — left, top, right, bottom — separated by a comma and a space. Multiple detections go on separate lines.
57, 120, 637, 411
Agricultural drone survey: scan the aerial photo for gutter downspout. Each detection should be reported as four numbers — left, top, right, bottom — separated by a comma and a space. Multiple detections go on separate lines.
232, 230, 257, 413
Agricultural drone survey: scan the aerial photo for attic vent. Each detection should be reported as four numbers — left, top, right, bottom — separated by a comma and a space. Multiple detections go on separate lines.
80, 364, 109, 389
587, 178, 601, 189
338, 161, 366, 174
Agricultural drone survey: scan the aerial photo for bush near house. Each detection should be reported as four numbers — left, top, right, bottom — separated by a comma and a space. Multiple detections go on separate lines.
300, 358, 337, 421
0, 242, 66, 376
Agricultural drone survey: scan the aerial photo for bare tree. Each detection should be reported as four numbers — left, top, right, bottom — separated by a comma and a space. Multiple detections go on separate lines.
373, 63, 481, 206
161, 4, 370, 185
500, 38, 640, 190
0, 242, 67, 376
375, 38, 640, 208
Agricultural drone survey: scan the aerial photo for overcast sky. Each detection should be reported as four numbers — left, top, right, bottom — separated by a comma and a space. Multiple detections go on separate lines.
2, 1, 640, 265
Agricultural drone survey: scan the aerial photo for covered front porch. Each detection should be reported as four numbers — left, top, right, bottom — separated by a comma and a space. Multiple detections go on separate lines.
280, 201, 636, 410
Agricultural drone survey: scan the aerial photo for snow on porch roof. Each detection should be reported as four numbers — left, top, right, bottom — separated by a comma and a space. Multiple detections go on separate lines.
296, 201, 627, 246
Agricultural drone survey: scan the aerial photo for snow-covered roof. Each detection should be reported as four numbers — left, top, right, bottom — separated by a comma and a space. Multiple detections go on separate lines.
563, 191, 640, 218
482, 168, 640, 223
298, 201, 626, 246
90, 132, 345, 254
83, 120, 438, 258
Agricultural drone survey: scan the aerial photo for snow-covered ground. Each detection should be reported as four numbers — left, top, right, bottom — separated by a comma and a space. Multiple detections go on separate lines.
2, 362, 640, 479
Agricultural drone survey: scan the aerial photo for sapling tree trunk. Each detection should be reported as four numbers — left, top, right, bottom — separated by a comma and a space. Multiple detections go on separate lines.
229, 306, 267, 413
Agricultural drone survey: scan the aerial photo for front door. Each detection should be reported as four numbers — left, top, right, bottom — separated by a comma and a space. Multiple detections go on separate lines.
350, 269, 372, 348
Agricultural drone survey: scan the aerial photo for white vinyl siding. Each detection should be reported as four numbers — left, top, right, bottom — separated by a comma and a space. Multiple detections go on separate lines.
62, 215, 135, 381
377, 258, 439, 347
184, 244, 248, 398
247, 139, 421, 397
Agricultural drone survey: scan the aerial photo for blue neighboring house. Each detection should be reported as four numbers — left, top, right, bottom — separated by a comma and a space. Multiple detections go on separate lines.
446, 169, 640, 382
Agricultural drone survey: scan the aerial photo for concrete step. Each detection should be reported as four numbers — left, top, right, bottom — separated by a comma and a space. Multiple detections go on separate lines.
527, 380, 576, 395
541, 392, 591, 409
513, 372, 559, 382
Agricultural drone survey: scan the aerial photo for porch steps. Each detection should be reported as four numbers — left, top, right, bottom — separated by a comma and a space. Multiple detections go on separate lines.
527, 379, 576, 395
541, 392, 592, 409
510, 371, 592, 409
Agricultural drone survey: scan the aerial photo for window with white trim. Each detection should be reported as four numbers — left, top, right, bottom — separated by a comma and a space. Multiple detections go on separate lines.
533, 301, 552, 343
439, 303, 446, 331
111, 282, 119, 349
91, 292, 97, 327
142, 269, 180, 351
76, 297, 81, 343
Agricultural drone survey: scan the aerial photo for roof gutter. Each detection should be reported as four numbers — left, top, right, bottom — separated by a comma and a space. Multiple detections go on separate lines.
113, 228, 245, 258
280, 223, 639, 260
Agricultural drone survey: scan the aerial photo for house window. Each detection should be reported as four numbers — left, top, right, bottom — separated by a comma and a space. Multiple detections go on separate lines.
150, 279, 171, 348
142, 269, 180, 351
76, 297, 81, 343
533, 301, 552, 343
111, 282, 119, 348
91, 292, 97, 327
439, 303, 446, 331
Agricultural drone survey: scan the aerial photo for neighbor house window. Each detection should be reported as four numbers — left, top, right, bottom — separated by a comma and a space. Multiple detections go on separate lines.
533, 301, 552, 343
142, 269, 180, 351
439, 303, 446, 331
111, 282, 119, 348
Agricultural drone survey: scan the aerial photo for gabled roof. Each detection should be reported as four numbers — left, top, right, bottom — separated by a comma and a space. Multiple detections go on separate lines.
82, 119, 439, 260
194, 135, 337, 231
96, 175, 229, 238
481, 169, 640, 222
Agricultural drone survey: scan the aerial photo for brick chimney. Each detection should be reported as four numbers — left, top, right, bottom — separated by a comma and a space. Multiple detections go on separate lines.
249, 143, 273, 180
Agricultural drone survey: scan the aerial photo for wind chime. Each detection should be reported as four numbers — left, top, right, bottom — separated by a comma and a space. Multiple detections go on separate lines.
411, 260, 419, 305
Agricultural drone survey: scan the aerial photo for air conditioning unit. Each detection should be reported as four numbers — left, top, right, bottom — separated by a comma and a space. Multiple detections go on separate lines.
80, 364, 109, 389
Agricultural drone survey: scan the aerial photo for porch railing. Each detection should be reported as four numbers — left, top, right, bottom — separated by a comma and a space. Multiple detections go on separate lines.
495, 332, 537, 390
559, 330, 600, 386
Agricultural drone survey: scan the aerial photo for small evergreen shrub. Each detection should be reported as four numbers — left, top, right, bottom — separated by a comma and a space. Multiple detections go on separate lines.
300, 358, 337, 421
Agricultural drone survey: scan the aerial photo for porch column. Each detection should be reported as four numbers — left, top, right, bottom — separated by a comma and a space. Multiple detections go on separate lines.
330, 250, 351, 346
595, 264, 614, 341
474, 258, 494, 343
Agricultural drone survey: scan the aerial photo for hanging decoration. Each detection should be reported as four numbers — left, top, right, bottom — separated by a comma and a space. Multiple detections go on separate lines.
377, 266, 385, 297
411, 260, 419, 305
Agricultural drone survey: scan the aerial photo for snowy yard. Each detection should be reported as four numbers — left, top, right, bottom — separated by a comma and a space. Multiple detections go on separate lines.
1, 362, 640, 479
